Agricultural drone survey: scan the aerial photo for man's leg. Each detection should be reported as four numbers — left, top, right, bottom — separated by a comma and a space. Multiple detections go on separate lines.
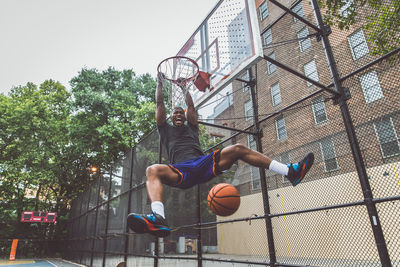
145, 164, 180, 203
127, 164, 179, 237
217, 144, 314, 186
218, 144, 272, 169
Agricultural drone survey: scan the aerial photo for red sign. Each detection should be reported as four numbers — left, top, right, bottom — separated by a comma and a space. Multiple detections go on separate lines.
21, 211, 57, 223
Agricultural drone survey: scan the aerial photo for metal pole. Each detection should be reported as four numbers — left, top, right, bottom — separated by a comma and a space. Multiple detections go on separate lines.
102, 167, 113, 267
268, 0, 321, 32
262, 54, 339, 95
197, 185, 203, 267
198, 120, 255, 135
311, 0, 392, 265
81, 185, 92, 264
124, 147, 136, 264
248, 67, 277, 266
154, 139, 163, 267
90, 176, 103, 267
76, 194, 84, 263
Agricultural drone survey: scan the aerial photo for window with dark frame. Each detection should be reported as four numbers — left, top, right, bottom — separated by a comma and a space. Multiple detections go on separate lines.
276, 115, 287, 140
260, 1, 269, 20
312, 97, 328, 124
242, 70, 250, 92
245, 100, 253, 121
304, 59, 319, 87
298, 27, 312, 52
248, 134, 261, 189
340, 0, 354, 18
348, 29, 369, 60
271, 83, 282, 106
320, 138, 338, 172
263, 28, 272, 46
267, 52, 277, 74
374, 118, 400, 158
359, 70, 384, 104
292, 1, 305, 22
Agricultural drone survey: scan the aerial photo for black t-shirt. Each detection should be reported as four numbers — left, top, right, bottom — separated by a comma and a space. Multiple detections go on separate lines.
157, 121, 204, 164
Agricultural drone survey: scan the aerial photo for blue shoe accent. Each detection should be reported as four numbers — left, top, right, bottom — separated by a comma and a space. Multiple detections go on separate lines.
290, 162, 300, 172
286, 153, 314, 187
127, 212, 170, 237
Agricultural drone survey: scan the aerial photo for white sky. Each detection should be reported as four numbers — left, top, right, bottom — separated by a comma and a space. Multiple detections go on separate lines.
0, 0, 219, 95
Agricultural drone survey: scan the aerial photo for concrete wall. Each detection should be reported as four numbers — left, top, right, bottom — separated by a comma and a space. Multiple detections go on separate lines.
216, 162, 400, 261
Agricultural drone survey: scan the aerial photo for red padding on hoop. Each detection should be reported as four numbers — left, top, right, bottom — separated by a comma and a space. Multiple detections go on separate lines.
194, 71, 211, 92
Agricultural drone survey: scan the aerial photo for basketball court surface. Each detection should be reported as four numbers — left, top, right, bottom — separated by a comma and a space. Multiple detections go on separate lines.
0, 259, 84, 267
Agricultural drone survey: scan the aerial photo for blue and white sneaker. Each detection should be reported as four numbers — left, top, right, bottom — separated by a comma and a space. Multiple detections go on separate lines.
127, 212, 170, 237
286, 152, 314, 186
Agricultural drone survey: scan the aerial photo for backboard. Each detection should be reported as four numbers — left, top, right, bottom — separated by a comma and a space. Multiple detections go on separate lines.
175, 0, 263, 109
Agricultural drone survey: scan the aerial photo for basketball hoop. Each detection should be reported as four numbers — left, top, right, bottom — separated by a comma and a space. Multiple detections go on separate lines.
157, 56, 199, 88
158, 56, 211, 108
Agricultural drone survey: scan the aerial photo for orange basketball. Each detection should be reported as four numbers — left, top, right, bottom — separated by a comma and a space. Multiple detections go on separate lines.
207, 183, 240, 216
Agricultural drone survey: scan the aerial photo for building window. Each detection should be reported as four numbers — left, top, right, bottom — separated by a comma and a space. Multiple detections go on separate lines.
312, 97, 328, 124
263, 28, 272, 46
260, 1, 269, 20
276, 116, 287, 140
281, 152, 290, 183
340, 0, 354, 18
271, 83, 282, 106
242, 70, 250, 92
348, 29, 369, 60
304, 59, 319, 87
359, 70, 383, 104
267, 52, 277, 74
374, 118, 400, 158
298, 27, 312, 52
292, 1, 305, 22
245, 100, 253, 121
320, 138, 338, 172
248, 135, 261, 189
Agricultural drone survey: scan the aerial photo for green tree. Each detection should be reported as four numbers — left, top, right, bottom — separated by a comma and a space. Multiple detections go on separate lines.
0, 81, 72, 241
0, 67, 161, 256
69, 67, 157, 169
318, 0, 399, 55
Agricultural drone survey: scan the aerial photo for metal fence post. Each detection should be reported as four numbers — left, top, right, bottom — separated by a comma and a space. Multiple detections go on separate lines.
76, 195, 84, 263
311, 0, 392, 265
124, 147, 136, 263
90, 175, 103, 267
154, 139, 163, 267
102, 167, 113, 267
81, 184, 92, 264
197, 185, 203, 267
249, 67, 278, 266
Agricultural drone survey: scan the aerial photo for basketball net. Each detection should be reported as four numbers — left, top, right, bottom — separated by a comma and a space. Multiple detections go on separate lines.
158, 56, 209, 109
159, 77, 192, 110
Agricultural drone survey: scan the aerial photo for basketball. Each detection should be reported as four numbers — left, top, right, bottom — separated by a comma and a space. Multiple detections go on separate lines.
207, 183, 240, 216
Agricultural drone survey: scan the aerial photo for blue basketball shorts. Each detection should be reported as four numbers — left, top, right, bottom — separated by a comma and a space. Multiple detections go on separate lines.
168, 149, 222, 189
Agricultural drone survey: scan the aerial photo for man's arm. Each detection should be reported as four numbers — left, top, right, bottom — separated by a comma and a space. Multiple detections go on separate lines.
184, 89, 198, 126
156, 74, 166, 126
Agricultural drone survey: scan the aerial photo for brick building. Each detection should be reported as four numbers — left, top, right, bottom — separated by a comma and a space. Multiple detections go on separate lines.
205, 0, 400, 194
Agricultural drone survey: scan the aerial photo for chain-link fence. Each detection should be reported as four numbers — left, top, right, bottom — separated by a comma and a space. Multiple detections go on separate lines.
63, 0, 400, 266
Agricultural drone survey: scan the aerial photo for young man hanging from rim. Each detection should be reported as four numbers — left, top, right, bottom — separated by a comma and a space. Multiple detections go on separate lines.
127, 74, 314, 237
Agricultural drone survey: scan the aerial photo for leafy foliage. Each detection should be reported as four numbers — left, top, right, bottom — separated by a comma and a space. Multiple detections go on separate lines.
318, 0, 400, 55
0, 81, 71, 241
69, 67, 156, 167
0, 67, 158, 249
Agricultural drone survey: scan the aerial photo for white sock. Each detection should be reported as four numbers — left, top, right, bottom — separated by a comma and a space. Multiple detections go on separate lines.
269, 160, 289, 176
151, 201, 165, 218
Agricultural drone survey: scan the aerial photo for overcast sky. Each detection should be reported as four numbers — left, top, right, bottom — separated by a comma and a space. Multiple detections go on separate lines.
0, 0, 218, 95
